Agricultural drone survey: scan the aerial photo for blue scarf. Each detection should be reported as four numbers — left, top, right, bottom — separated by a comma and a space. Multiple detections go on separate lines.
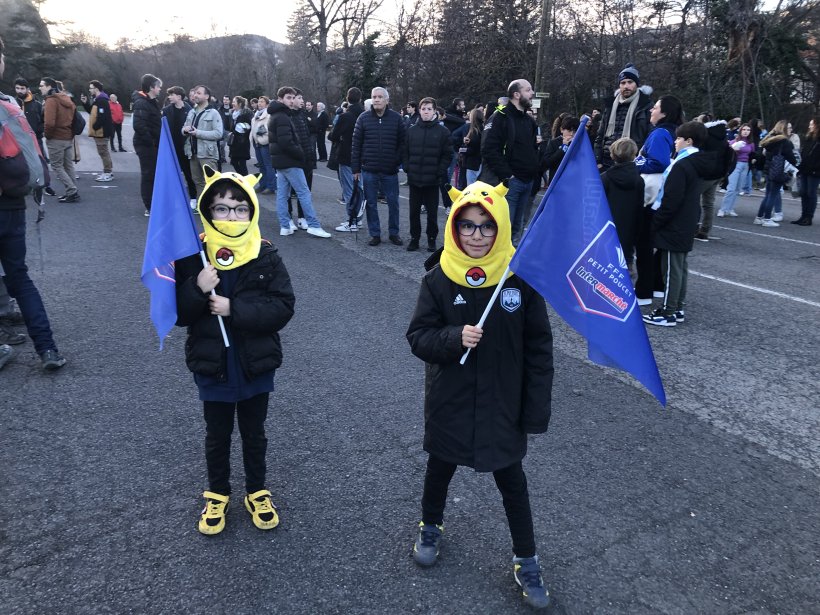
652, 146, 699, 210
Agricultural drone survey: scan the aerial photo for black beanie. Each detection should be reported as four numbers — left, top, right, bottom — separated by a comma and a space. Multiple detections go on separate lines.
618, 63, 640, 85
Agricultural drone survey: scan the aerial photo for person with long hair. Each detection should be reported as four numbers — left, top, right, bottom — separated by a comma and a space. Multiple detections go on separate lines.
755, 119, 797, 227
228, 96, 253, 176
793, 117, 819, 226
251, 95, 277, 194
718, 123, 755, 217
463, 108, 484, 185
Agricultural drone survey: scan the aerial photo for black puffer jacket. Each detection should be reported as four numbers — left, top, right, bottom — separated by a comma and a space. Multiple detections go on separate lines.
228, 108, 253, 161
698, 120, 737, 181
402, 119, 451, 187
267, 100, 304, 170
601, 161, 644, 256
652, 153, 708, 252
406, 268, 554, 472
351, 107, 405, 175
175, 242, 295, 380
328, 103, 363, 166
799, 136, 820, 177
291, 108, 316, 170
481, 103, 539, 181
131, 91, 161, 148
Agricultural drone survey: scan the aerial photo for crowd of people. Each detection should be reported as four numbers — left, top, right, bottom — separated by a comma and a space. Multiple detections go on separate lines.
2, 35, 819, 610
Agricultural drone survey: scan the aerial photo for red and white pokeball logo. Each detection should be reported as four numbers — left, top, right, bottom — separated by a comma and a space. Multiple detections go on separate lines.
465, 266, 486, 287
215, 247, 234, 267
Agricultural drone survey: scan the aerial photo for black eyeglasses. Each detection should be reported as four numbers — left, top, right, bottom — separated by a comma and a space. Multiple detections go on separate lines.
211, 204, 251, 219
455, 221, 498, 237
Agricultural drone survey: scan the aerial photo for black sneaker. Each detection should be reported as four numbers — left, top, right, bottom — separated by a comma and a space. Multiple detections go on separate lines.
368, 236, 381, 246
389, 235, 403, 246
406, 239, 419, 252
674, 310, 685, 323
0, 305, 25, 326
0, 323, 25, 345
58, 193, 80, 203
412, 522, 443, 567
44, 186, 56, 196
643, 308, 676, 327
40, 349, 67, 371
427, 238, 436, 252
0, 344, 13, 370
513, 555, 551, 609
694, 231, 709, 242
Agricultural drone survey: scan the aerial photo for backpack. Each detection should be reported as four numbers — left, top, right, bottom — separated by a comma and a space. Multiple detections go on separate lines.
72, 108, 86, 135
0, 95, 50, 197
768, 151, 788, 184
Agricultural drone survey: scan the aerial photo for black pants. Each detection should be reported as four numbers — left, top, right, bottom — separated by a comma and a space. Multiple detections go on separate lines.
134, 143, 158, 210
317, 135, 327, 161
634, 207, 664, 299
203, 393, 269, 496
409, 185, 439, 241
231, 157, 249, 176
109, 123, 123, 150
421, 454, 536, 558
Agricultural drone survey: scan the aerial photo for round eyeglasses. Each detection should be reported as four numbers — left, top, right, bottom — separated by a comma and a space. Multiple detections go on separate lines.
211, 204, 251, 219
455, 221, 498, 237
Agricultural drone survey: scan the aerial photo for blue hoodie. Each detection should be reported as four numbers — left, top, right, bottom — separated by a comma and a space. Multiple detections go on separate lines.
635, 123, 676, 174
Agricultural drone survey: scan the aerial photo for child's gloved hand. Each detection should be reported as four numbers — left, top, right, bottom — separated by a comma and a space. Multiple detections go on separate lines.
462, 325, 483, 349
197, 265, 220, 293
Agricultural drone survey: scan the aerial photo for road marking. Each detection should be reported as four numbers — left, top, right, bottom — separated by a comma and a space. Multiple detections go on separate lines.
314, 172, 410, 200
689, 270, 820, 308
712, 225, 820, 247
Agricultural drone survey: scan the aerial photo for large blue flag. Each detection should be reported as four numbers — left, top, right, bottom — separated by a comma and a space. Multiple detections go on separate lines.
140, 117, 202, 349
509, 117, 666, 405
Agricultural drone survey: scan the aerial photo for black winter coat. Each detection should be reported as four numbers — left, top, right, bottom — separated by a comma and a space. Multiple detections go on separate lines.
601, 161, 644, 257
481, 103, 539, 181
18, 95, 43, 138
162, 102, 192, 153
799, 136, 820, 177
291, 109, 316, 170
351, 108, 406, 175
406, 268, 554, 472
652, 154, 705, 252
542, 137, 567, 184
131, 91, 161, 148
594, 90, 653, 164
175, 243, 295, 380
267, 100, 304, 170
699, 121, 737, 181
228, 108, 253, 161
328, 103, 363, 166
402, 120, 451, 187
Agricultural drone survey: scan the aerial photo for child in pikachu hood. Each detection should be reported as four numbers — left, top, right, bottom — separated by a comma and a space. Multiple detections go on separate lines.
174, 166, 296, 536
405, 181, 556, 608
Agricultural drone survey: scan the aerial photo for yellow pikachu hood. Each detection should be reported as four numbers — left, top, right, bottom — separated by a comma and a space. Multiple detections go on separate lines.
197, 165, 262, 270
440, 181, 516, 288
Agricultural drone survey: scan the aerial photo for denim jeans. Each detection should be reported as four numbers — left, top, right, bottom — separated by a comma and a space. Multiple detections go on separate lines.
799, 174, 819, 220
507, 176, 534, 245
741, 163, 753, 193
0, 210, 58, 355
255, 144, 277, 192
466, 167, 481, 186
719, 161, 748, 214
362, 171, 400, 237
757, 181, 784, 220
276, 167, 321, 229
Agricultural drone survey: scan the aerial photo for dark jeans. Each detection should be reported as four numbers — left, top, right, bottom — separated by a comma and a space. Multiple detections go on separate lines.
409, 184, 439, 241
203, 393, 269, 496
421, 454, 536, 558
109, 123, 123, 150
134, 143, 158, 210
757, 181, 784, 220
0, 209, 58, 355
317, 134, 328, 161
362, 171, 400, 238
799, 174, 819, 220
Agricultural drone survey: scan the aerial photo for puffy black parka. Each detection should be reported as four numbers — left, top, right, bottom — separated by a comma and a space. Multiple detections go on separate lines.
291, 108, 316, 170
351, 107, 406, 175
131, 91, 161, 148
601, 161, 644, 257
175, 243, 295, 380
267, 100, 304, 170
406, 268, 554, 472
328, 103, 363, 166
402, 119, 451, 187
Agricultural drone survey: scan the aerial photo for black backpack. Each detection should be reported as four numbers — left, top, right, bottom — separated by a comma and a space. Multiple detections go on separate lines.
768, 151, 787, 184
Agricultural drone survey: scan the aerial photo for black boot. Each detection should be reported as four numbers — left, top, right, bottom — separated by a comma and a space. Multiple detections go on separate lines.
406, 238, 419, 251
427, 238, 436, 252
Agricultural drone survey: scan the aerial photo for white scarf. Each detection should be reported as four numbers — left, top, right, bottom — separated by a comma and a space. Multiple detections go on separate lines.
652, 146, 699, 210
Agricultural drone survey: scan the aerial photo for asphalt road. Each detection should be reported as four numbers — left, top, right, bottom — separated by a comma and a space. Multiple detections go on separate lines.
1, 129, 818, 614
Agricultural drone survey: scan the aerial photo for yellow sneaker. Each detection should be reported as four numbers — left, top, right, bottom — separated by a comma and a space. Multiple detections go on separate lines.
244, 489, 280, 530
198, 491, 230, 535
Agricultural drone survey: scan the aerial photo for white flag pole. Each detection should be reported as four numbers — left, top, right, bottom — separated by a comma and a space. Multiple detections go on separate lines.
459, 264, 512, 365
199, 250, 230, 348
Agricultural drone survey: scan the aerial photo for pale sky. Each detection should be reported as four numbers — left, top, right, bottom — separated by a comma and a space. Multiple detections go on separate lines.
41, 0, 298, 47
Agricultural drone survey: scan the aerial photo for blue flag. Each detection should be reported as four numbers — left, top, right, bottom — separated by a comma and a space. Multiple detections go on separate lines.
140, 117, 202, 349
509, 117, 666, 406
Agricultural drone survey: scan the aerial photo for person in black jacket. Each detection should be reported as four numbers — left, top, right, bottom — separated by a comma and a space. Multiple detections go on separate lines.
755, 121, 799, 227
480, 79, 539, 245
314, 102, 330, 161
351, 86, 406, 246
267, 86, 331, 238
132, 73, 162, 215
228, 96, 253, 176
329, 88, 364, 231
794, 117, 819, 225
162, 86, 196, 201
601, 137, 644, 270
541, 115, 580, 186
644, 121, 708, 327
406, 181, 554, 610
694, 117, 735, 241
175, 169, 295, 535
288, 91, 317, 228
402, 97, 451, 252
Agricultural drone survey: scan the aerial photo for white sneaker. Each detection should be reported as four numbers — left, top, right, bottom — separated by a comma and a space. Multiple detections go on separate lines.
727, 211, 738, 217
761, 219, 780, 227
280, 227, 294, 236
716, 210, 725, 217
739, 191, 747, 196
718, 188, 726, 193
95, 173, 113, 182
754, 217, 764, 225
289, 219, 298, 231
306, 227, 331, 238
653, 291, 665, 299
335, 221, 358, 232
637, 297, 653, 306
297, 218, 309, 230
772, 212, 784, 222
190, 198, 197, 210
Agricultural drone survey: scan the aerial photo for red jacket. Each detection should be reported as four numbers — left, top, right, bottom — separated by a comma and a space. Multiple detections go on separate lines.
110, 100, 124, 124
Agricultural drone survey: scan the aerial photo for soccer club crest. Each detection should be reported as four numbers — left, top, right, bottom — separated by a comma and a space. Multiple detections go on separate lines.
500, 288, 521, 313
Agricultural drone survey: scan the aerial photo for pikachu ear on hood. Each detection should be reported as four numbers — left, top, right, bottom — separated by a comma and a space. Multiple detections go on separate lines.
447, 184, 462, 203
203, 164, 218, 181
496, 180, 509, 197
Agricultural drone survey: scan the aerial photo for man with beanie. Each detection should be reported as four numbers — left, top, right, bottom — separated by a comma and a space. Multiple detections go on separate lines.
595, 63, 653, 171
